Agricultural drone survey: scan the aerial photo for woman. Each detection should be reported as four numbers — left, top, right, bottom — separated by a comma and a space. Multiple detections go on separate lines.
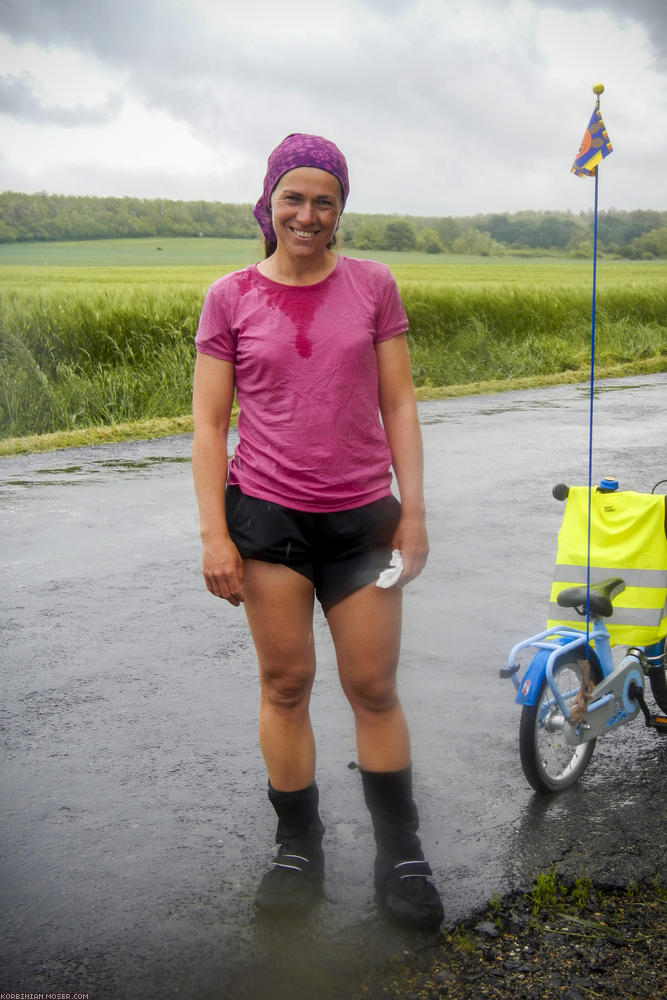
192, 133, 443, 929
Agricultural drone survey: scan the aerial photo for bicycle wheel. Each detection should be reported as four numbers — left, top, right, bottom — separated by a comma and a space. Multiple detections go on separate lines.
519, 652, 602, 793
648, 639, 667, 712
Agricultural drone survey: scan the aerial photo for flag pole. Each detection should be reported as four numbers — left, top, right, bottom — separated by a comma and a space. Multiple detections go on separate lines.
585, 82, 607, 654
585, 86, 604, 652
569, 81, 609, 656
570, 82, 613, 658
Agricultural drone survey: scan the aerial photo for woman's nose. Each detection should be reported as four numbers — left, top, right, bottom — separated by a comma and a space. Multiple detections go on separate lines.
296, 201, 315, 224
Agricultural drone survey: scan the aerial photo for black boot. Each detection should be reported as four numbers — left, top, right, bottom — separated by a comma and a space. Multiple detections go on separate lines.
254, 782, 325, 914
361, 766, 444, 929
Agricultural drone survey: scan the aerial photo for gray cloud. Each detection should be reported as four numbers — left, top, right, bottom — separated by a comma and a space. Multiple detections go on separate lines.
0, 0, 155, 55
0, 0, 660, 128
0, 0, 245, 77
549, 0, 666, 61
1, 0, 661, 158
0, 0, 664, 212
0, 0, 282, 149
2, 0, 663, 57
0, 72, 122, 125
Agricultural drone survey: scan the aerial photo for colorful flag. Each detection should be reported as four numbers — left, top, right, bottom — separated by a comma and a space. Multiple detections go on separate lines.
571, 102, 613, 177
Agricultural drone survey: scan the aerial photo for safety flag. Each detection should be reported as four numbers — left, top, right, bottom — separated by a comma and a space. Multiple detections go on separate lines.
571, 102, 613, 177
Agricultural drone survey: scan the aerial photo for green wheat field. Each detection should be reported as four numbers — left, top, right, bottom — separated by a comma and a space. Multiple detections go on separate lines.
1, 237, 666, 452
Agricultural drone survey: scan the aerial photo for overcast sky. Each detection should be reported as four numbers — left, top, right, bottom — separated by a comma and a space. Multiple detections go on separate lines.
0, 0, 665, 217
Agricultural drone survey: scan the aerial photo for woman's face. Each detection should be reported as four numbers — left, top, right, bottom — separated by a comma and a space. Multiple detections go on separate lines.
270, 167, 342, 258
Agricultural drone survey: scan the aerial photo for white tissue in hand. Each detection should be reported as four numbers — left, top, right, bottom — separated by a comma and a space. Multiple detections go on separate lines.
376, 549, 403, 588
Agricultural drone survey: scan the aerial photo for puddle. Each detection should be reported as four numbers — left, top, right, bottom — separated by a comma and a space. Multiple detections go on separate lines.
0, 454, 192, 493
2, 479, 92, 488
578, 382, 655, 397
35, 466, 84, 475
475, 400, 562, 416
94, 456, 190, 471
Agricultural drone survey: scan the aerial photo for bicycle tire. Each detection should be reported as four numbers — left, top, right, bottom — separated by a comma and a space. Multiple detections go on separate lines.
519, 651, 602, 793
648, 638, 667, 713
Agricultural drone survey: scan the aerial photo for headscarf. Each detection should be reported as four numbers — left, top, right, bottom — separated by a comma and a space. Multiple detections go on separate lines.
253, 133, 350, 243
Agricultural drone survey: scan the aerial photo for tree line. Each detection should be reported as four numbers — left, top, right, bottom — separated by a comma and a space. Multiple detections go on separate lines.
1, 191, 666, 258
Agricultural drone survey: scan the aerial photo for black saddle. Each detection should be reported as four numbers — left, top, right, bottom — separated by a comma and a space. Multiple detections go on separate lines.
556, 577, 626, 619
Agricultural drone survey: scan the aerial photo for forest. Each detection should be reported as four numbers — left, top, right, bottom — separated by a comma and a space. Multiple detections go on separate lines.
1, 191, 666, 258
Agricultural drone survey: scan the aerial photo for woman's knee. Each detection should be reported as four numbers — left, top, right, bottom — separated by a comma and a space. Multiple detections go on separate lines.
260, 664, 315, 713
344, 672, 399, 716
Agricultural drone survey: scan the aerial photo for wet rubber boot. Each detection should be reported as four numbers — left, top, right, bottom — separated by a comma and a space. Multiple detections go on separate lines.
360, 765, 444, 929
254, 782, 325, 914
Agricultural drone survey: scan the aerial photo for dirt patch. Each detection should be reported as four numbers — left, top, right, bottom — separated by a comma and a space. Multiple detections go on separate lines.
351, 878, 666, 1000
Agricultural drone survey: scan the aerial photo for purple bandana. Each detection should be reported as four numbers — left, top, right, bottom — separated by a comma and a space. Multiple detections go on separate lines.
253, 133, 350, 243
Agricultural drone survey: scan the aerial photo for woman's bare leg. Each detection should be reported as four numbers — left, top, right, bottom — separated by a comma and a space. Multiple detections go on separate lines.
242, 559, 317, 791
326, 582, 409, 770
327, 581, 443, 927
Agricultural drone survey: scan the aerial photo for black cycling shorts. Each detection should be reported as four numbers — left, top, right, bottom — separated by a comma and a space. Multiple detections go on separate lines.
225, 485, 401, 614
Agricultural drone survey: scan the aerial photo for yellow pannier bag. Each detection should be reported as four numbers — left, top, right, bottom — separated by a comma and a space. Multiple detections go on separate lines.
548, 486, 667, 646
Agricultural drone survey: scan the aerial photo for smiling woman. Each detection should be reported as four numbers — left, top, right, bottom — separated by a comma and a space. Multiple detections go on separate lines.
191, 132, 444, 930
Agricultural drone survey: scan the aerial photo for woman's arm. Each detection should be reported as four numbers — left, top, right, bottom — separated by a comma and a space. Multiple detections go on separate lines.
376, 334, 429, 584
191, 352, 244, 605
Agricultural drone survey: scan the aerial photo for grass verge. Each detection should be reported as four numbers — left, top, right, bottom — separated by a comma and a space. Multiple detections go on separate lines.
1, 359, 664, 458
0, 415, 195, 456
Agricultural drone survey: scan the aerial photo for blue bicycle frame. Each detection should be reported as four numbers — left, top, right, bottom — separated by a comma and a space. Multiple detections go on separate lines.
507, 626, 606, 713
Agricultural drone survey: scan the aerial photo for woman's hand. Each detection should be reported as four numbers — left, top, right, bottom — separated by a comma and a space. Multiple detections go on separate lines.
192, 354, 242, 604
392, 511, 429, 585
201, 535, 245, 606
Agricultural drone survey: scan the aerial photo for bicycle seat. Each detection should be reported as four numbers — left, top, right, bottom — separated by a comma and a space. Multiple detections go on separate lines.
556, 577, 626, 618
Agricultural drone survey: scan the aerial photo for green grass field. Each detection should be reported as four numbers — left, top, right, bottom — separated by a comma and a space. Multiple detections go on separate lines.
1, 238, 666, 452
2, 235, 665, 284
0, 236, 262, 270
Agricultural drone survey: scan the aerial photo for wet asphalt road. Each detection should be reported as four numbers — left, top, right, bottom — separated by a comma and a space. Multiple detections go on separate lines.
1, 373, 666, 999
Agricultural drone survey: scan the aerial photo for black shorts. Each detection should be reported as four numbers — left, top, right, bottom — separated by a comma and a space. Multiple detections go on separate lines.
225, 486, 402, 614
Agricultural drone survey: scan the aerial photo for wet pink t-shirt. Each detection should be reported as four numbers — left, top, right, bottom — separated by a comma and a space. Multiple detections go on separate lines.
195, 255, 408, 512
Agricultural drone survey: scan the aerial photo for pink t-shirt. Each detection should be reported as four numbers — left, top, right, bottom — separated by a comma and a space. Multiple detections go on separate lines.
195, 255, 408, 512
